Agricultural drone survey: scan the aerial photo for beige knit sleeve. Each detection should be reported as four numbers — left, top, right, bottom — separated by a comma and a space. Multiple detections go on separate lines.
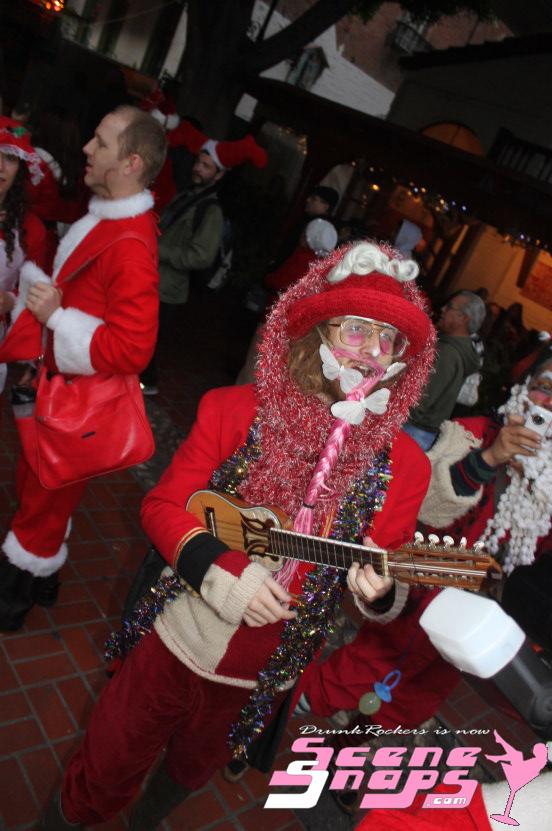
200, 560, 270, 625
417, 420, 483, 528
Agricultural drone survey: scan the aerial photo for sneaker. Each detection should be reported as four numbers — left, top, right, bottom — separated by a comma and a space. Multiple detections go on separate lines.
140, 384, 159, 396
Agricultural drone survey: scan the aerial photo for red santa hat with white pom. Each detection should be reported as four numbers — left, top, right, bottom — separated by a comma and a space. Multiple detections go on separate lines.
200, 134, 268, 170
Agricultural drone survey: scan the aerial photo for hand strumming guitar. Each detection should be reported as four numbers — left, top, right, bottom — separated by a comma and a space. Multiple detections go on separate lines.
243, 575, 297, 627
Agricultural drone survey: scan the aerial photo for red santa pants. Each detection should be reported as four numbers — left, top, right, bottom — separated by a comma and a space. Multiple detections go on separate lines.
61, 629, 265, 825
11, 453, 86, 564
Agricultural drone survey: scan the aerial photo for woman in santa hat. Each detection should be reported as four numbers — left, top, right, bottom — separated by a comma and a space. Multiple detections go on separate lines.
0, 117, 47, 396
40, 240, 436, 830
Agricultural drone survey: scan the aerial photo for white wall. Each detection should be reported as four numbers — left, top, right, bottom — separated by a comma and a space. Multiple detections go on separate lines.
161, 9, 188, 77
108, 0, 161, 68
450, 225, 551, 331
236, 0, 395, 122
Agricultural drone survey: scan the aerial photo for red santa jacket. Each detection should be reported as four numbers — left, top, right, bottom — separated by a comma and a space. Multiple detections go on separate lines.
6, 190, 159, 376
141, 383, 431, 688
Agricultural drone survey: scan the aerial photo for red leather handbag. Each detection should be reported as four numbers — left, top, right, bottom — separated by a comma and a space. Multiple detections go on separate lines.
16, 369, 154, 489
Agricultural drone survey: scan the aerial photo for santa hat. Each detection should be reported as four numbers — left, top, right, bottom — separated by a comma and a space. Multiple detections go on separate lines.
286, 241, 432, 359
141, 87, 181, 132
166, 119, 208, 153
201, 134, 268, 170
0, 117, 44, 185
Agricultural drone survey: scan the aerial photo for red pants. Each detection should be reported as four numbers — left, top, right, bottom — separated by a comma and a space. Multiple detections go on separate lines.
62, 630, 263, 825
10, 453, 86, 565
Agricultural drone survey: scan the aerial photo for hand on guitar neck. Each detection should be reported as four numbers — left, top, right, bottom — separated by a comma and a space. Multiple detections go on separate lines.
243, 537, 393, 627
346, 535, 394, 605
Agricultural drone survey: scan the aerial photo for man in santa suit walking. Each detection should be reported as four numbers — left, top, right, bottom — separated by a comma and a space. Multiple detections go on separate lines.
0, 105, 166, 630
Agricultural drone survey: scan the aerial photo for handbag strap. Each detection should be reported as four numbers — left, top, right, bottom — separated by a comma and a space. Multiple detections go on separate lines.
55, 230, 155, 288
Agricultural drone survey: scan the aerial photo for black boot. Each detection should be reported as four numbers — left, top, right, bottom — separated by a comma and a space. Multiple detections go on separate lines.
33, 572, 61, 607
0, 558, 35, 631
129, 763, 191, 831
38, 790, 82, 830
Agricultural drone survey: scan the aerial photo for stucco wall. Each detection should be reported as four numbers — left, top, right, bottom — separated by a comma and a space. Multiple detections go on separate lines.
450, 225, 551, 331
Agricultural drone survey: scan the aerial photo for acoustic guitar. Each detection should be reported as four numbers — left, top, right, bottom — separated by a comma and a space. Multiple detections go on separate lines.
186, 490, 500, 592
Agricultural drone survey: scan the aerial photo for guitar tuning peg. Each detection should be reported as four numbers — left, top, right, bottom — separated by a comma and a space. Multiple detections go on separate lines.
428, 534, 440, 546
414, 531, 424, 546
442, 535, 454, 548
473, 541, 485, 552
459, 537, 467, 548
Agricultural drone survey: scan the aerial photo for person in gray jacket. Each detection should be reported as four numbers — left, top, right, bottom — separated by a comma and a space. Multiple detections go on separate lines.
141, 134, 267, 394
405, 290, 486, 450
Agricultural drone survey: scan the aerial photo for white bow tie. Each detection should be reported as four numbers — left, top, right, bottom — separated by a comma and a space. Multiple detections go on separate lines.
331, 389, 391, 424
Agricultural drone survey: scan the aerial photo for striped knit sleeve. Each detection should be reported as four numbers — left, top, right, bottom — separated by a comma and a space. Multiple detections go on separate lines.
450, 449, 497, 496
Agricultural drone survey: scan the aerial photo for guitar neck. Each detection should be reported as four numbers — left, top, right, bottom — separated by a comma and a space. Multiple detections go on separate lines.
270, 527, 389, 573
269, 528, 493, 589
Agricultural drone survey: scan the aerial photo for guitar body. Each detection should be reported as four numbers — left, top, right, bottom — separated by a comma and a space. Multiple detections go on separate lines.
186, 490, 290, 572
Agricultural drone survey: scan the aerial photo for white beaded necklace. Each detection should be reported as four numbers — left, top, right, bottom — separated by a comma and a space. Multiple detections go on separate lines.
479, 382, 552, 574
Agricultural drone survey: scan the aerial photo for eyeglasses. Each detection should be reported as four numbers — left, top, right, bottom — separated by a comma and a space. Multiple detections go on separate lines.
327, 317, 409, 358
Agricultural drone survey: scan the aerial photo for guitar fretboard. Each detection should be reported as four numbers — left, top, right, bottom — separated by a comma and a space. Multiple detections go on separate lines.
268, 528, 490, 582
269, 528, 388, 574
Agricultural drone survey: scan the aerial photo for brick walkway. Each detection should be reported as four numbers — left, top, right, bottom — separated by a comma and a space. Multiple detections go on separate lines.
0, 287, 544, 830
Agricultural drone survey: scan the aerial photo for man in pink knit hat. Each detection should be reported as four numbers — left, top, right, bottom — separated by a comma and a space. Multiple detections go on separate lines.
40, 240, 436, 830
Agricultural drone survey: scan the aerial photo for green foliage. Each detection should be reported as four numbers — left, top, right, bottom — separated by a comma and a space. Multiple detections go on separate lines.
353, 0, 496, 24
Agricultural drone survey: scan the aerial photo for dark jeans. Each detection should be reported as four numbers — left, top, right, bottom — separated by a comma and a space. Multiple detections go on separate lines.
140, 302, 181, 387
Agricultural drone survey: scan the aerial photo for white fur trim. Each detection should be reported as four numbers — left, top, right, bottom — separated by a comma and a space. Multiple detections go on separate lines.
328, 242, 419, 283
11, 260, 51, 325
35, 146, 61, 181
354, 579, 409, 623
150, 108, 166, 126
88, 190, 154, 220
201, 139, 226, 170
166, 113, 180, 131
49, 307, 103, 375
2, 529, 67, 577
53, 213, 100, 281
45, 307, 64, 330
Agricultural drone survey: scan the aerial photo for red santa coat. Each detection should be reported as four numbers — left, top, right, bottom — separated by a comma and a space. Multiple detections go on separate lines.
1, 190, 159, 577
9, 190, 159, 376
141, 383, 431, 688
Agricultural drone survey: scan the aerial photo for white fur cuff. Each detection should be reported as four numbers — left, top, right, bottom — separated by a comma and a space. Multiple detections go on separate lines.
2, 529, 68, 577
354, 579, 409, 623
49, 307, 103, 375
11, 260, 51, 325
